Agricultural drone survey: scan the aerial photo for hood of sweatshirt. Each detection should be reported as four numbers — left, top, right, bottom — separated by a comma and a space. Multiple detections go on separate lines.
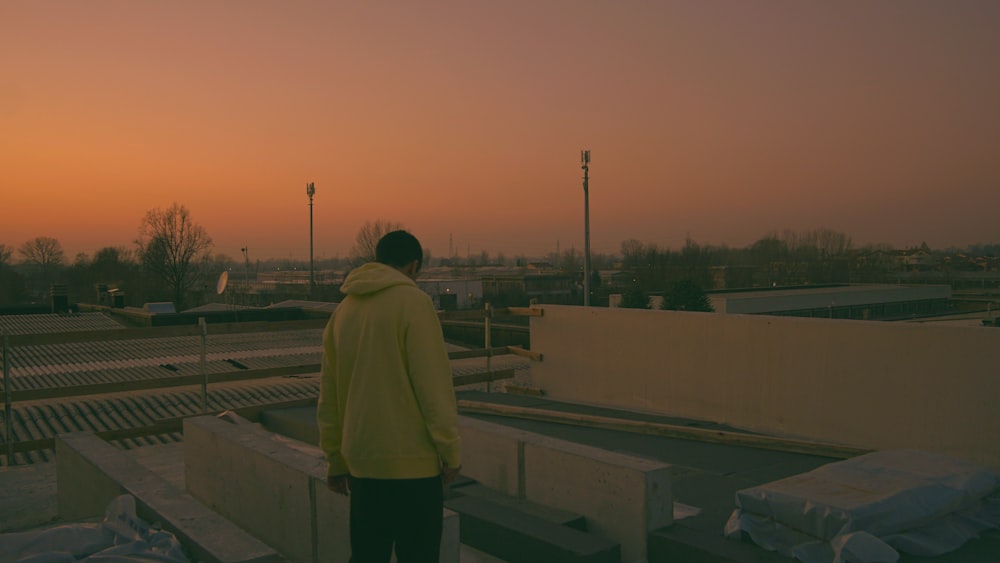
340, 262, 415, 296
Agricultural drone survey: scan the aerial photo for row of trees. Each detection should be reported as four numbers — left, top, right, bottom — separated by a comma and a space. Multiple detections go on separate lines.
3, 213, 996, 311
618, 228, 859, 292
1, 204, 212, 309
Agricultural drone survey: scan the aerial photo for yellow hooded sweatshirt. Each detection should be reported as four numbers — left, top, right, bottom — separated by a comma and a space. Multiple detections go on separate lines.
317, 262, 461, 479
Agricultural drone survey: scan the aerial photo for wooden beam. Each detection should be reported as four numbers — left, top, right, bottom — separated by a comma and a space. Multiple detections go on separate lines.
12, 365, 321, 402
506, 346, 543, 362
507, 307, 544, 317
457, 400, 870, 460
6, 319, 329, 347
452, 369, 515, 387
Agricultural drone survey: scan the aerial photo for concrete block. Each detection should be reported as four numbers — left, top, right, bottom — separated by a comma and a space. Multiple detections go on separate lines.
441, 508, 461, 563
185, 414, 461, 563
56, 432, 135, 521
524, 436, 672, 563
55, 432, 281, 563
185, 416, 324, 563
312, 473, 352, 563
458, 416, 534, 496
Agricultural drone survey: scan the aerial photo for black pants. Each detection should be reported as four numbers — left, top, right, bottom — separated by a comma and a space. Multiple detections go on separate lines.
348, 475, 443, 563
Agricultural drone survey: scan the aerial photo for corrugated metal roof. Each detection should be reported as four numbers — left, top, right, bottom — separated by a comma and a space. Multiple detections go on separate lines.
4, 329, 323, 385
2, 376, 321, 466
0, 320, 530, 466
0, 313, 127, 335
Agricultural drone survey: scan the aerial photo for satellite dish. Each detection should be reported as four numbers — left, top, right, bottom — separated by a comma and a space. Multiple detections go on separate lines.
216, 271, 229, 295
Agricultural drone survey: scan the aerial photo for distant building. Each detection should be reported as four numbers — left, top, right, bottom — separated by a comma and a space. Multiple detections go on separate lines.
417, 278, 483, 310
708, 284, 952, 320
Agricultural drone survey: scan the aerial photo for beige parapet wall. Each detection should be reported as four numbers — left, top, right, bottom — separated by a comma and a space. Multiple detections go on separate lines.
529, 305, 1000, 468
183, 415, 460, 563
459, 416, 672, 562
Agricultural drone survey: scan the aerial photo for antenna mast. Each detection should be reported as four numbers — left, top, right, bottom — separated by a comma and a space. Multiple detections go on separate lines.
306, 182, 316, 296
581, 150, 591, 307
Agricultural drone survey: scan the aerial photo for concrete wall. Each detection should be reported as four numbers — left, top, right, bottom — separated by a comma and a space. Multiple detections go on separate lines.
459, 416, 672, 562
184, 415, 460, 563
184, 416, 331, 563
528, 305, 1000, 469
56, 432, 282, 563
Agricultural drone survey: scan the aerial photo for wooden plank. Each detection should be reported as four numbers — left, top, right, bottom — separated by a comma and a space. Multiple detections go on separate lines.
452, 369, 515, 387
11, 364, 321, 402
507, 307, 544, 317
506, 346, 543, 362
7, 318, 328, 347
456, 400, 870, 460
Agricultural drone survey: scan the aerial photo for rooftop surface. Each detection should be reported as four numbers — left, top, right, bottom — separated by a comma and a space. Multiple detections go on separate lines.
455, 391, 1000, 563
6, 391, 997, 562
3, 305, 998, 562
0, 312, 127, 335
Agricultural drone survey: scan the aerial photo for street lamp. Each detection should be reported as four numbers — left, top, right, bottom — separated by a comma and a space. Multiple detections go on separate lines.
306, 182, 316, 296
581, 150, 591, 307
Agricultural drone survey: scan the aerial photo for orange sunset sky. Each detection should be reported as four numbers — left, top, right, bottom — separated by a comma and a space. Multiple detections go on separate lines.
2, 1, 999, 261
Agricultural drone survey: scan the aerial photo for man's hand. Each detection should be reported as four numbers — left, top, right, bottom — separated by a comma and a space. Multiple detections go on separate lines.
441, 463, 461, 485
327, 474, 350, 495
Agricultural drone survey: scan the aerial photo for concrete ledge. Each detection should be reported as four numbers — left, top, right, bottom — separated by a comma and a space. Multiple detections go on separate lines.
55, 432, 281, 563
184, 416, 324, 563
184, 415, 460, 563
445, 495, 620, 563
525, 435, 672, 563
458, 416, 672, 563
450, 483, 587, 531
458, 417, 536, 496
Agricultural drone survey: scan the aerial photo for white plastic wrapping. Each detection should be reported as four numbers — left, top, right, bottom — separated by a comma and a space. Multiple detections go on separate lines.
725, 450, 1000, 563
0, 495, 189, 563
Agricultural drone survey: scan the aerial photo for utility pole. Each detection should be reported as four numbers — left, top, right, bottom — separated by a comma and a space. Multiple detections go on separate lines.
306, 182, 316, 296
581, 150, 591, 307
240, 246, 250, 303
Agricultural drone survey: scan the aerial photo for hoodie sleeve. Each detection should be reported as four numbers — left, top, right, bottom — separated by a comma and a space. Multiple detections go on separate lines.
405, 294, 462, 468
317, 318, 349, 477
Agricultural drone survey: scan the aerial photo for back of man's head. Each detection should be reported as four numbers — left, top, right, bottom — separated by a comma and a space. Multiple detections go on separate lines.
375, 230, 423, 270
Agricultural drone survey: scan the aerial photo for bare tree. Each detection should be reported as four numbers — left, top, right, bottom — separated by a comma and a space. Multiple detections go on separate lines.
136, 203, 212, 308
18, 236, 65, 270
350, 220, 404, 265
0, 243, 12, 268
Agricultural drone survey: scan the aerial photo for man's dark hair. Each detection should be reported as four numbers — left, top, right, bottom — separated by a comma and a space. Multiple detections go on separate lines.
375, 230, 423, 270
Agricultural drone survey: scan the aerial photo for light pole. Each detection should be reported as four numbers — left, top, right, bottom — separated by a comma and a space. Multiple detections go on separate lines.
581, 150, 591, 307
306, 182, 316, 296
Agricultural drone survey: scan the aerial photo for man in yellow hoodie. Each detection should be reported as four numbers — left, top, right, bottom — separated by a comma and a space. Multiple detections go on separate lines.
317, 229, 461, 563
